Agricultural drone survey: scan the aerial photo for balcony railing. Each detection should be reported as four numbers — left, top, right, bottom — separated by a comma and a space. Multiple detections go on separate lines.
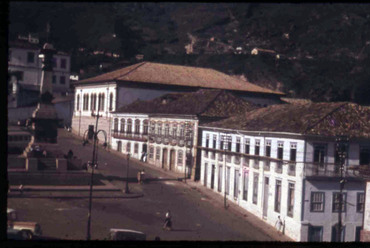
112, 131, 148, 142
226, 155, 232, 163
243, 158, 249, 167
234, 156, 241, 165
304, 163, 361, 178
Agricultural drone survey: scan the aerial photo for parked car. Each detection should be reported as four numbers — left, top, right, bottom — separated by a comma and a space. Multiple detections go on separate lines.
7, 208, 42, 239
108, 229, 146, 241
7, 228, 31, 240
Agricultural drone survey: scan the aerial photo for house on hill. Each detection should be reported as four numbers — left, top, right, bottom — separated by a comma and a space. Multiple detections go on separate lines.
111, 89, 259, 180
199, 102, 370, 241
71, 61, 284, 144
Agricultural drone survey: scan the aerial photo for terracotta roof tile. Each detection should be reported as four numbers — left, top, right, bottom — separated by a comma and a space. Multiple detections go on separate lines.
115, 89, 259, 118
205, 102, 370, 139
77, 62, 283, 95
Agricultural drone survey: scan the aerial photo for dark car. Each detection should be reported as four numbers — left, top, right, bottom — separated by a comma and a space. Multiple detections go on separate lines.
7, 228, 31, 240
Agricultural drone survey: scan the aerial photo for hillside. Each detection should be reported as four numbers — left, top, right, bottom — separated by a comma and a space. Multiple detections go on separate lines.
8, 3, 370, 104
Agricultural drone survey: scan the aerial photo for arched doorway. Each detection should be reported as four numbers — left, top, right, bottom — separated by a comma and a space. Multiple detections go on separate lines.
169, 149, 176, 171
162, 148, 168, 169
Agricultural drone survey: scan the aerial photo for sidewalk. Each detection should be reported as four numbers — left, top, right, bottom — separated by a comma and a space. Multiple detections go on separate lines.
124, 156, 294, 242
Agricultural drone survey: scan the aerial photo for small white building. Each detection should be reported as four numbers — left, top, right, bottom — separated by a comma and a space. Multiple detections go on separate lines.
8, 39, 71, 95
199, 102, 370, 241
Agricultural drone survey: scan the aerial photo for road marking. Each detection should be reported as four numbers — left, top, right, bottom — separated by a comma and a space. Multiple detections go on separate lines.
55, 207, 79, 211
164, 182, 175, 185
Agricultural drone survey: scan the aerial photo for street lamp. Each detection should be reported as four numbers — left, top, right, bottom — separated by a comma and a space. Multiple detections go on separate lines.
125, 153, 130, 194
82, 110, 107, 241
335, 135, 348, 242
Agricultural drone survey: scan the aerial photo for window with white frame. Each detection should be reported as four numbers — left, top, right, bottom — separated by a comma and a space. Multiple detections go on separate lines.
252, 173, 259, 204
179, 123, 184, 137
255, 140, 260, 156
120, 119, 125, 133
311, 192, 325, 212
225, 167, 230, 195
149, 146, 154, 160
172, 123, 177, 137
277, 141, 284, 159
218, 164, 223, 192
314, 144, 326, 165
150, 121, 155, 134
236, 137, 241, 153
113, 118, 119, 133
332, 192, 346, 212
287, 182, 295, 217
76, 94, 80, 111
134, 143, 138, 154
164, 123, 170, 137
243, 170, 249, 200
156, 147, 160, 161
274, 180, 282, 213
127, 119, 132, 134
290, 143, 297, 162
157, 122, 162, 135
177, 150, 183, 165
126, 142, 131, 153
357, 192, 365, 212
109, 92, 113, 111
143, 120, 149, 135
135, 119, 140, 134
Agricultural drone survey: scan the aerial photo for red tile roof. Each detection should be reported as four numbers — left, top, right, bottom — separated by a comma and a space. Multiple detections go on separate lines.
76, 62, 284, 95
205, 102, 370, 139
115, 89, 260, 119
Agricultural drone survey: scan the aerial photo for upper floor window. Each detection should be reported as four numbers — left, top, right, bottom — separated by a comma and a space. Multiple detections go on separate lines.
61, 58, 66, 69
27, 52, 35, 63
120, 119, 125, 133
109, 92, 113, 111
311, 192, 325, 212
179, 123, 184, 137
236, 137, 241, 153
127, 119, 132, 134
357, 193, 365, 212
113, 118, 118, 132
245, 139, 250, 154
60, 76, 66, 85
172, 123, 177, 137
290, 143, 297, 162
135, 119, 140, 134
83, 94, 89, 111
314, 144, 326, 164
255, 140, 260, 156
213, 135, 217, 149
157, 122, 162, 135
150, 121, 155, 134
91, 94, 97, 111
360, 146, 370, 166
277, 141, 284, 160
143, 120, 149, 135
265, 140, 271, 157
164, 123, 170, 137
206, 134, 210, 148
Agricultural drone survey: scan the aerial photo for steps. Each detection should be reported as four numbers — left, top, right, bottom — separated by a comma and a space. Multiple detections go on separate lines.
38, 158, 56, 170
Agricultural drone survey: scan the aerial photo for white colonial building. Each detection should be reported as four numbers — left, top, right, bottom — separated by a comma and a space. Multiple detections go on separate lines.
199, 102, 370, 241
110, 89, 258, 180
71, 61, 284, 149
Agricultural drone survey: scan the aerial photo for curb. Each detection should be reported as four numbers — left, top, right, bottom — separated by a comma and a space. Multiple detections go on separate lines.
7, 193, 144, 199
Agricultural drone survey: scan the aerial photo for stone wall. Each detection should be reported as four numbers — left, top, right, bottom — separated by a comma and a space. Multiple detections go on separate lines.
71, 115, 112, 145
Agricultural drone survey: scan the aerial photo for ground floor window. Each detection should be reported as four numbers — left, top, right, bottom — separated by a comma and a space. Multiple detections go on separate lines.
331, 225, 345, 242
177, 150, 183, 165
117, 141, 122, 152
308, 226, 323, 242
234, 169, 239, 198
149, 146, 154, 160
225, 167, 230, 195
287, 182, 295, 217
126, 142, 131, 153
204, 163, 208, 186
134, 143, 138, 154
156, 147, 160, 161
243, 171, 249, 201
218, 164, 223, 192
253, 173, 259, 204
355, 226, 362, 242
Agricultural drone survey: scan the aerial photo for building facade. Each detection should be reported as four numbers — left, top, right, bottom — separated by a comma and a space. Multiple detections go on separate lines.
71, 62, 284, 145
199, 102, 370, 241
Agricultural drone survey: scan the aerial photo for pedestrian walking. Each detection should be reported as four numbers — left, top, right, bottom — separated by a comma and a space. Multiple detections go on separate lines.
275, 215, 283, 234
163, 210, 172, 231
67, 149, 74, 159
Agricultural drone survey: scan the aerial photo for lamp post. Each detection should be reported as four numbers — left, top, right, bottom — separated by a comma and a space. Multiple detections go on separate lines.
336, 135, 348, 242
125, 153, 130, 194
82, 110, 107, 241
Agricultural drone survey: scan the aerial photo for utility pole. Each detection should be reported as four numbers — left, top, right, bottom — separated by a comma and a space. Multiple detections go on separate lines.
125, 153, 130, 194
336, 136, 348, 242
